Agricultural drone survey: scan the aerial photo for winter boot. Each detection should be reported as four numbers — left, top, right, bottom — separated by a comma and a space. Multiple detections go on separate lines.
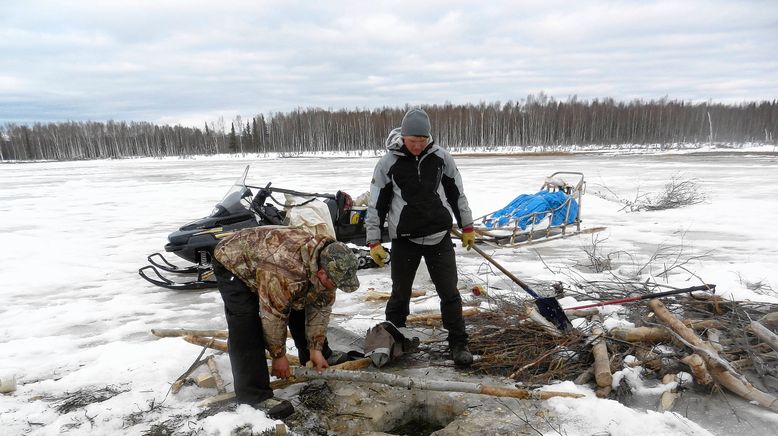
450, 343, 473, 366
252, 397, 294, 420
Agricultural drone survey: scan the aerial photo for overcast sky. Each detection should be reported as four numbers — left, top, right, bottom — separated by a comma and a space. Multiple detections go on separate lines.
1, 0, 776, 126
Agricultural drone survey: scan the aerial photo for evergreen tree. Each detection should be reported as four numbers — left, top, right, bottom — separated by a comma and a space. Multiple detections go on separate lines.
228, 122, 238, 153
244, 121, 252, 153
251, 118, 259, 152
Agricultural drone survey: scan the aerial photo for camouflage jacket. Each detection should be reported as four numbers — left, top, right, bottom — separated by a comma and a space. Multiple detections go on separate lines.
213, 226, 335, 358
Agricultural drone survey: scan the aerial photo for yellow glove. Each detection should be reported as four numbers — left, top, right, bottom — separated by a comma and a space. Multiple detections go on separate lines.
461, 226, 475, 250
369, 242, 389, 267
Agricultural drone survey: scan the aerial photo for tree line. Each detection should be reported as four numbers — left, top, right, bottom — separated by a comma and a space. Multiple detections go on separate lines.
1, 96, 776, 161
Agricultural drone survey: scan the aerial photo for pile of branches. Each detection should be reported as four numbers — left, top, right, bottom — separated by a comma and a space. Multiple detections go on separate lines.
466, 298, 589, 384
465, 284, 778, 412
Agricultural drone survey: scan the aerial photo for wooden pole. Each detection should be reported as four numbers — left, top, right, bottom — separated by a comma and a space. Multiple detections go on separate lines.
151, 328, 228, 338
291, 368, 584, 400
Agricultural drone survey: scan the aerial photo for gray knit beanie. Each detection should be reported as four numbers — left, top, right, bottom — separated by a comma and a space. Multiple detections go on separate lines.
401, 108, 431, 137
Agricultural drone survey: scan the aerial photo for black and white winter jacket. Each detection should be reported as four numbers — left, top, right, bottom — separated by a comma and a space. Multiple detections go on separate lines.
366, 128, 473, 243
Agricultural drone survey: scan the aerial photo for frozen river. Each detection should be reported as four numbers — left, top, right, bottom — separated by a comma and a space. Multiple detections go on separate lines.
1, 151, 777, 435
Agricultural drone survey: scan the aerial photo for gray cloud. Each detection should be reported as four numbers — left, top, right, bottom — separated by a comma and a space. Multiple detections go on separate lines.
1, 0, 776, 126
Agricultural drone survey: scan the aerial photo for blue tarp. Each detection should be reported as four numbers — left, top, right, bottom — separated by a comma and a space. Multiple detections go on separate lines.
483, 191, 579, 230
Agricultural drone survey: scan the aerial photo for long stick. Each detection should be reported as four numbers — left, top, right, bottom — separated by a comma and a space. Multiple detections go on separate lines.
292, 367, 583, 400
566, 284, 715, 310
152, 329, 228, 338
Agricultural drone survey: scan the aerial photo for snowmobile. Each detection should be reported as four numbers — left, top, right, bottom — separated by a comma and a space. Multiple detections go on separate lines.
139, 165, 388, 290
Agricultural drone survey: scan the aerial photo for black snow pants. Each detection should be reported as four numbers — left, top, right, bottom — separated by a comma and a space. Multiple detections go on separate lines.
213, 260, 332, 404
385, 236, 468, 346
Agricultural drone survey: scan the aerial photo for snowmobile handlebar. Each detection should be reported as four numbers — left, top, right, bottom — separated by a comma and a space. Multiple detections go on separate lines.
245, 183, 337, 200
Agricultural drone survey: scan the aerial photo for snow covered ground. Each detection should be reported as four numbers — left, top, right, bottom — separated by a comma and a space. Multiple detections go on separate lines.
1, 148, 778, 435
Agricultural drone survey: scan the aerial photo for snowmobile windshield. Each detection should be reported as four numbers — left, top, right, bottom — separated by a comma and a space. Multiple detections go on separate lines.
210, 165, 253, 217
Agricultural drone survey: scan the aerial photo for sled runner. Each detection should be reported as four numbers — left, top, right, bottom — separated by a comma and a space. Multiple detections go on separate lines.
139, 165, 388, 290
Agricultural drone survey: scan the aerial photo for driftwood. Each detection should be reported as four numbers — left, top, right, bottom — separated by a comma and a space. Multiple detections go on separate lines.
183, 335, 228, 352
609, 326, 671, 343
525, 306, 563, 337
565, 308, 600, 319
365, 288, 426, 301
292, 367, 584, 400
590, 315, 613, 393
407, 307, 479, 325
152, 328, 228, 338
658, 373, 679, 412
680, 354, 713, 385
649, 299, 778, 413
205, 355, 227, 394
750, 321, 778, 354
682, 319, 725, 330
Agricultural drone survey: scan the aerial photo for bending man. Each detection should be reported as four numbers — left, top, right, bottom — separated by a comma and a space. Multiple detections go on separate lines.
213, 226, 359, 419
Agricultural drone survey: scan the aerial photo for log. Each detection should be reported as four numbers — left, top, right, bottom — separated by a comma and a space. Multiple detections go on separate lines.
291, 367, 584, 400
649, 299, 778, 413
206, 355, 227, 394
609, 327, 671, 343
680, 354, 712, 386
682, 319, 725, 330
759, 312, 778, 327
152, 328, 228, 338
407, 307, 479, 325
525, 307, 563, 337
564, 308, 600, 319
183, 335, 228, 352
658, 373, 679, 412
194, 373, 216, 389
365, 288, 426, 301
199, 357, 374, 407
182, 335, 307, 367
590, 315, 613, 389
268, 357, 373, 390
750, 321, 778, 354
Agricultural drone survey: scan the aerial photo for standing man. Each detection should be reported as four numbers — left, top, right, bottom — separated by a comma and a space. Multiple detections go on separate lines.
365, 108, 476, 366
212, 226, 359, 419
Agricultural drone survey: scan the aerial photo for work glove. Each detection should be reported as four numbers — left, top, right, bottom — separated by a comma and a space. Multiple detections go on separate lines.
368, 242, 389, 267
461, 226, 475, 250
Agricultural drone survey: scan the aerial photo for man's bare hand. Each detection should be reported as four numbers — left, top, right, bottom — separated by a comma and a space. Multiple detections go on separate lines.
271, 355, 291, 379
309, 349, 329, 373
